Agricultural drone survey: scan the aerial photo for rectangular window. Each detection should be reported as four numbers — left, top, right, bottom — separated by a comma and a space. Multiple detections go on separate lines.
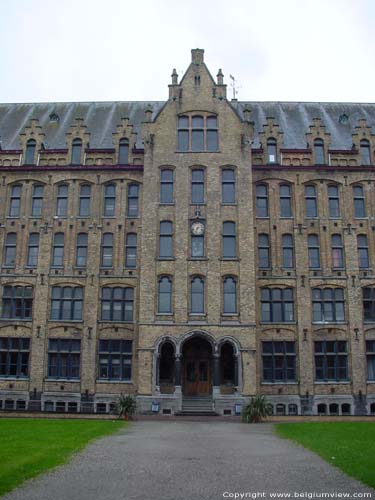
366, 340, 375, 381
305, 185, 317, 217
314, 341, 348, 382
160, 169, 174, 203
31, 185, 44, 217
222, 169, 235, 204
258, 234, 270, 269
127, 184, 139, 217
47, 338, 81, 379
101, 287, 134, 322
27, 233, 39, 267
0, 337, 30, 378
331, 234, 344, 269
328, 185, 340, 218
50, 287, 83, 321
159, 221, 173, 258
79, 184, 91, 217
103, 184, 116, 217
312, 288, 345, 323
191, 234, 204, 258
261, 288, 294, 323
125, 233, 137, 268
9, 185, 21, 217
1, 286, 33, 320
353, 186, 366, 218
76, 233, 88, 267
191, 169, 204, 204
308, 234, 320, 269
56, 185, 68, 217
282, 234, 294, 268
280, 185, 292, 217
222, 222, 236, 259
357, 235, 369, 269
52, 233, 64, 267
256, 185, 268, 217
363, 288, 375, 322
101, 233, 114, 268
98, 339, 132, 381
262, 341, 296, 382
4, 233, 17, 267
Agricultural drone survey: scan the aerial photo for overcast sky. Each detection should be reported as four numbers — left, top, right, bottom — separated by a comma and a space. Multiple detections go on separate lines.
1, 0, 374, 104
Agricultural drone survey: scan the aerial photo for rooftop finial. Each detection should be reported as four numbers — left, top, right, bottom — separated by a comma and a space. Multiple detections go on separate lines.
171, 69, 178, 85
145, 104, 153, 122
217, 69, 224, 85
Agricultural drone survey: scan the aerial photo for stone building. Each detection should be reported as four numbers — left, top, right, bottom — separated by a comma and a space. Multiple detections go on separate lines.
0, 48, 375, 416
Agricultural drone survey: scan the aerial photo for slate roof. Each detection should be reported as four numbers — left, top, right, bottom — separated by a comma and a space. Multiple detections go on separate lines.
0, 100, 374, 151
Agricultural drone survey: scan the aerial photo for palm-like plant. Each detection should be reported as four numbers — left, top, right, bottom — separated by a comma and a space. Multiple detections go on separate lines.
241, 395, 273, 423
116, 394, 137, 420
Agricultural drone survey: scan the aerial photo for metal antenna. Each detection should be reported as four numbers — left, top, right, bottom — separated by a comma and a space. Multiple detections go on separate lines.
229, 74, 238, 100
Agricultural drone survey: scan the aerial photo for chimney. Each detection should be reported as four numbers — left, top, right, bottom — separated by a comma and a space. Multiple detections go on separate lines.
217, 69, 224, 85
171, 68, 178, 85
191, 48, 204, 64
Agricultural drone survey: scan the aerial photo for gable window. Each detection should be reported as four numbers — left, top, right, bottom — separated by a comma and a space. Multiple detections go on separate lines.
280, 184, 292, 217
2, 286, 33, 319
27, 233, 39, 267
267, 138, 277, 164
258, 233, 270, 269
282, 234, 294, 269
52, 233, 64, 267
178, 114, 218, 152
98, 340, 132, 381
158, 276, 172, 314
363, 288, 375, 322
76, 233, 88, 267
56, 184, 68, 217
222, 168, 235, 204
261, 288, 294, 323
159, 221, 173, 258
9, 185, 21, 217
256, 184, 268, 217
314, 341, 348, 381
101, 287, 134, 322
4, 233, 17, 267
47, 339, 81, 379
191, 169, 205, 204
223, 277, 237, 314
118, 138, 129, 165
314, 138, 325, 165
305, 185, 317, 217
160, 169, 174, 203
0, 337, 30, 378
353, 186, 366, 218
101, 233, 113, 268
127, 184, 139, 217
125, 233, 137, 268
79, 184, 91, 217
328, 185, 340, 218
308, 234, 320, 269
357, 235, 369, 269
360, 139, 371, 165
71, 138, 82, 165
262, 341, 296, 382
367, 340, 375, 381
331, 234, 344, 269
103, 184, 116, 217
222, 222, 236, 259
312, 288, 345, 323
191, 277, 205, 314
50, 286, 83, 321
31, 185, 43, 217
24, 139, 36, 165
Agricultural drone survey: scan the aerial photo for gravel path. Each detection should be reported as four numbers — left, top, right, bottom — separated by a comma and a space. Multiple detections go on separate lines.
4, 421, 374, 500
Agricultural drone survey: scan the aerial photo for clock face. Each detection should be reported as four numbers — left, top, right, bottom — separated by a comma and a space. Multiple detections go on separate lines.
191, 221, 204, 235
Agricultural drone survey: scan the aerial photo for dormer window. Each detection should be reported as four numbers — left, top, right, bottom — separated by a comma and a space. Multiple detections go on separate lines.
178, 114, 218, 152
267, 138, 277, 164
24, 139, 36, 165
360, 139, 371, 165
314, 138, 325, 165
71, 138, 82, 165
118, 138, 129, 165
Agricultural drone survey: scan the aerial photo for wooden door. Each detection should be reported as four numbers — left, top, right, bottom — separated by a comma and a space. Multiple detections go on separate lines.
184, 359, 211, 395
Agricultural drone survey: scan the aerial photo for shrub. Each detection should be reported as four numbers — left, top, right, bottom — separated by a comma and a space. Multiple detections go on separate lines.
242, 395, 273, 423
116, 394, 137, 420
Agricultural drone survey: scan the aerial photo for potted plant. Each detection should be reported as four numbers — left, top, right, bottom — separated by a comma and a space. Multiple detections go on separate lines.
116, 394, 137, 420
241, 395, 273, 423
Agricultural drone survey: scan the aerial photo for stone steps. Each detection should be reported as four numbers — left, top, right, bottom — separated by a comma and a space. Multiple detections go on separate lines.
176, 396, 219, 416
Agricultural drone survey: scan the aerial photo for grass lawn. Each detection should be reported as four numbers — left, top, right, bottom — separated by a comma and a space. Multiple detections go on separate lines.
0, 418, 126, 496
275, 423, 375, 489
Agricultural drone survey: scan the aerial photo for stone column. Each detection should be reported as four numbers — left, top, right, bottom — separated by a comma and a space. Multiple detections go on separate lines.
212, 354, 220, 397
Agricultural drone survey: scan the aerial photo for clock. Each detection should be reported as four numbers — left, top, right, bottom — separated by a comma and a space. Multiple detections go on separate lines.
191, 221, 205, 235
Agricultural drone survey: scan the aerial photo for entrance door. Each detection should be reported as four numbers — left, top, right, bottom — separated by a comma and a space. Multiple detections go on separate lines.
184, 358, 211, 395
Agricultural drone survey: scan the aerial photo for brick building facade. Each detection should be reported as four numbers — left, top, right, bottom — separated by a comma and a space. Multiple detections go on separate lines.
0, 49, 375, 416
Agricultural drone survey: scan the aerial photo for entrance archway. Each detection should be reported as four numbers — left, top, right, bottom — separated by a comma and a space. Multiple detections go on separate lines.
182, 336, 213, 396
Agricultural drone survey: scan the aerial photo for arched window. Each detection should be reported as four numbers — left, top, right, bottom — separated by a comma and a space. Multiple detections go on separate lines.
267, 137, 277, 164
76, 233, 88, 267
223, 277, 237, 314
220, 342, 235, 385
125, 233, 137, 268
191, 276, 204, 314
353, 185, 366, 218
222, 222, 236, 258
256, 184, 268, 217
103, 184, 116, 217
308, 234, 320, 269
258, 233, 270, 269
101, 233, 114, 268
282, 234, 294, 269
101, 287, 134, 322
159, 221, 173, 258
71, 138, 82, 165
221, 168, 235, 204
52, 233, 64, 267
158, 276, 172, 314
160, 169, 174, 203
159, 342, 175, 385
329, 403, 339, 415
4, 233, 17, 267
370, 403, 375, 415
276, 404, 286, 416
341, 403, 351, 415
24, 139, 36, 165
178, 114, 218, 152
331, 234, 344, 269
360, 139, 371, 165
118, 138, 129, 165
279, 184, 292, 217
314, 138, 325, 165
305, 185, 317, 217
357, 235, 369, 269
317, 403, 327, 415
288, 404, 298, 415
27, 233, 39, 267
9, 185, 22, 217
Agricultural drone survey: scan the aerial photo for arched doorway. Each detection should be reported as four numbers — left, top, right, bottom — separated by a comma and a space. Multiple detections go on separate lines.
182, 336, 212, 396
